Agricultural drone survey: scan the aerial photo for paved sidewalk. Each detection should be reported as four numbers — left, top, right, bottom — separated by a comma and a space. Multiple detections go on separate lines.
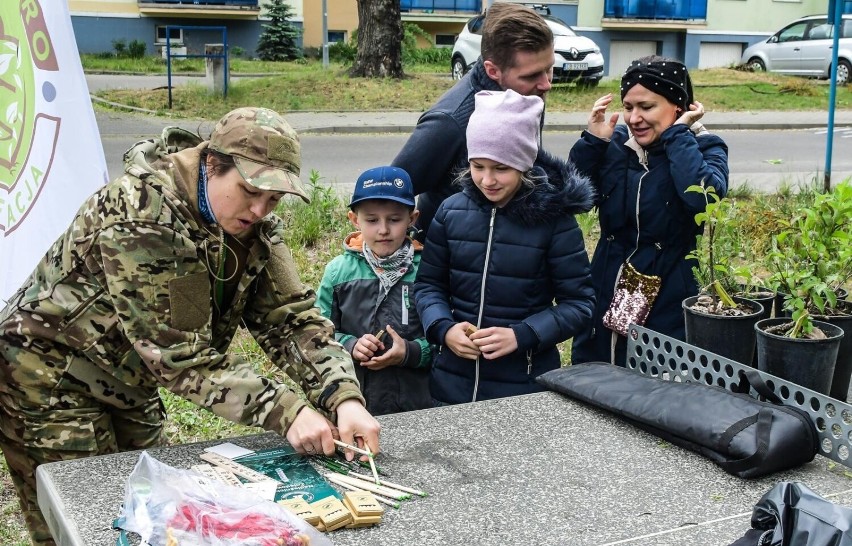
282, 109, 852, 134
93, 104, 852, 135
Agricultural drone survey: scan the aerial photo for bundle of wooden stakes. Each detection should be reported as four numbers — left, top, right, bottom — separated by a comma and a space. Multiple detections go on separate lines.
318, 440, 428, 510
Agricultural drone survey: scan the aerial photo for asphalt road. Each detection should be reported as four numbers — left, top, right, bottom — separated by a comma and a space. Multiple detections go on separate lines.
95, 109, 852, 195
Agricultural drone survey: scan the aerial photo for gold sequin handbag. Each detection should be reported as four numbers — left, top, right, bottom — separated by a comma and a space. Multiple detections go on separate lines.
602, 261, 662, 336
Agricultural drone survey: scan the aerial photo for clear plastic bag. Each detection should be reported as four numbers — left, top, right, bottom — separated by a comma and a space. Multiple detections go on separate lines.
116, 451, 332, 546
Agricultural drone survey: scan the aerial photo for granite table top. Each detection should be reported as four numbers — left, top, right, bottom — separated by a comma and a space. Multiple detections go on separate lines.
36, 391, 852, 546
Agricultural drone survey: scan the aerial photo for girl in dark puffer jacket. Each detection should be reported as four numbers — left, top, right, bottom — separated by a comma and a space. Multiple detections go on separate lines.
414, 89, 596, 405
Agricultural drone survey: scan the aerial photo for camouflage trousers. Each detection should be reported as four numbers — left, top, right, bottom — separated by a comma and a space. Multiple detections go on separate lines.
0, 342, 165, 546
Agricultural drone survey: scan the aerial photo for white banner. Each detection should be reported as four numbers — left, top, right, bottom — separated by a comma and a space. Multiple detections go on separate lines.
0, 0, 108, 301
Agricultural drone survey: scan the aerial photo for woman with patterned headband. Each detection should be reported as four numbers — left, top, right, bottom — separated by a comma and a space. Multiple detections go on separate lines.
569, 55, 730, 366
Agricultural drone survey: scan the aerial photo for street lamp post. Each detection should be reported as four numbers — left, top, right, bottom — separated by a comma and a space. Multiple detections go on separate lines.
322, 0, 329, 69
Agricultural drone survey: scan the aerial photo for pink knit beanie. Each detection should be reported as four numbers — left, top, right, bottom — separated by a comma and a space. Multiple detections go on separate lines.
466, 89, 543, 172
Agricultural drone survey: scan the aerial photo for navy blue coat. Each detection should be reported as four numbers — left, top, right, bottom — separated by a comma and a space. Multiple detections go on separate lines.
570, 124, 729, 365
414, 152, 596, 405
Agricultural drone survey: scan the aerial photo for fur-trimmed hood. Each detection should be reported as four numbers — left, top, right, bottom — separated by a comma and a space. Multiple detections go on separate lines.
457, 149, 595, 225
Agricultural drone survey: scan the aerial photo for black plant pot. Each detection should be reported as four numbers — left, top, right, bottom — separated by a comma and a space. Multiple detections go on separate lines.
755, 318, 844, 396
736, 287, 775, 321
735, 288, 775, 365
683, 295, 764, 366
774, 292, 791, 318
817, 302, 852, 401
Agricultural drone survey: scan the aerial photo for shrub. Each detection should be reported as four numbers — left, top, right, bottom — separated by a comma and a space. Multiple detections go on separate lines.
111, 38, 146, 59
328, 41, 356, 63
325, 23, 450, 67
401, 23, 451, 66
405, 46, 452, 65
127, 40, 146, 59
277, 170, 349, 248
112, 38, 126, 57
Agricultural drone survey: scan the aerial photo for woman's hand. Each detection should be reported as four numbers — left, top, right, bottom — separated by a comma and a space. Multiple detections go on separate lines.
675, 101, 705, 126
335, 399, 381, 461
361, 325, 405, 370
445, 322, 481, 360
587, 93, 619, 140
469, 326, 518, 360
286, 406, 338, 456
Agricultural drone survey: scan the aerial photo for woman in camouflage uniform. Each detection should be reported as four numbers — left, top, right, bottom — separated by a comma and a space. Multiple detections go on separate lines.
0, 107, 380, 545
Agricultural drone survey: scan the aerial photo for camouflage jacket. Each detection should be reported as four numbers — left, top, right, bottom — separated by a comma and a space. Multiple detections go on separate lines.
0, 127, 364, 434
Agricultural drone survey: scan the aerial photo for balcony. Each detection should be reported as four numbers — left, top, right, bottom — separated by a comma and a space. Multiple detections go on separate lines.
138, 0, 260, 18
145, 0, 258, 5
400, 0, 480, 13
604, 0, 706, 21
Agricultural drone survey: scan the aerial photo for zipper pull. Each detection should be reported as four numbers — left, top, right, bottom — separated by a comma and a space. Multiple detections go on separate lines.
527, 351, 533, 375
401, 285, 410, 325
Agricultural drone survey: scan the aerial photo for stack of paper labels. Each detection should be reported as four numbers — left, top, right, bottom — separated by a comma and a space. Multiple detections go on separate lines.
278, 491, 384, 531
342, 491, 384, 528
278, 497, 322, 529
309, 496, 353, 531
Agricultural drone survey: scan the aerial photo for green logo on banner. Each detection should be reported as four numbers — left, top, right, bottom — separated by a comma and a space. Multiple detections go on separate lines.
0, 0, 59, 233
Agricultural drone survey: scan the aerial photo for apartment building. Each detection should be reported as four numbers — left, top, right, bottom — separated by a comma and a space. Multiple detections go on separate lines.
71, 0, 846, 75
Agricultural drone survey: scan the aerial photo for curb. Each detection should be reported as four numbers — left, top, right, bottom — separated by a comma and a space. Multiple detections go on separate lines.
299, 125, 418, 135
543, 122, 852, 132
296, 121, 852, 135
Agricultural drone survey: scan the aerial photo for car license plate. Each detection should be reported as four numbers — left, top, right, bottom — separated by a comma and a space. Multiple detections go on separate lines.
564, 62, 588, 71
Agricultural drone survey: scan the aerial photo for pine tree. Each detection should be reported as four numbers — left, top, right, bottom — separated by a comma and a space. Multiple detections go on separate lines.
256, 0, 302, 61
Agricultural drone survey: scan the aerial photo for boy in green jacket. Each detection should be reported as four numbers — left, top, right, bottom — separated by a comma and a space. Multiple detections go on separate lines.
317, 166, 433, 415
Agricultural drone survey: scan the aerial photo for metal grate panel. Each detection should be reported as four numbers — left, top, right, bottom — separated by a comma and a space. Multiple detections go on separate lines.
626, 325, 852, 468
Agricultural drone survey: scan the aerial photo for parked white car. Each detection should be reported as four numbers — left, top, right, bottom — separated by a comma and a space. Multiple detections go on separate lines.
451, 13, 605, 86
740, 14, 852, 85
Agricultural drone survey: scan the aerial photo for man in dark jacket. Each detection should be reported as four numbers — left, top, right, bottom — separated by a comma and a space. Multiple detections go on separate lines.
391, 3, 555, 241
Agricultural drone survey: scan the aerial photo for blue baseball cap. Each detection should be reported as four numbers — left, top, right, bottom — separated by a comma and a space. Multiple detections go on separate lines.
349, 166, 415, 209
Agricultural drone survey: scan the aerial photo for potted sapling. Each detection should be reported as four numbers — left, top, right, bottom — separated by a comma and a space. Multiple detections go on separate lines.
682, 183, 764, 365
757, 181, 851, 397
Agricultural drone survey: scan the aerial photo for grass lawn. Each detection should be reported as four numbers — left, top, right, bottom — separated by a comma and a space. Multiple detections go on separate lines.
83, 55, 852, 118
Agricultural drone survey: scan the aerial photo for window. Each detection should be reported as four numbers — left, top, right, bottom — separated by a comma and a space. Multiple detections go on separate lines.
156, 26, 183, 44
807, 22, 831, 40
468, 15, 485, 35
435, 34, 455, 47
776, 22, 807, 43
327, 31, 345, 43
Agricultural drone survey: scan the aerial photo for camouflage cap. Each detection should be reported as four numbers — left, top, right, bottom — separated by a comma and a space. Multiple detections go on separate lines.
208, 107, 310, 203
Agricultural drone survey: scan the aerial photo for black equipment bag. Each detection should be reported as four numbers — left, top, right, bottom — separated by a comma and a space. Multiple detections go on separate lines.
729, 481, 852, 545
537, 363, 818, 479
